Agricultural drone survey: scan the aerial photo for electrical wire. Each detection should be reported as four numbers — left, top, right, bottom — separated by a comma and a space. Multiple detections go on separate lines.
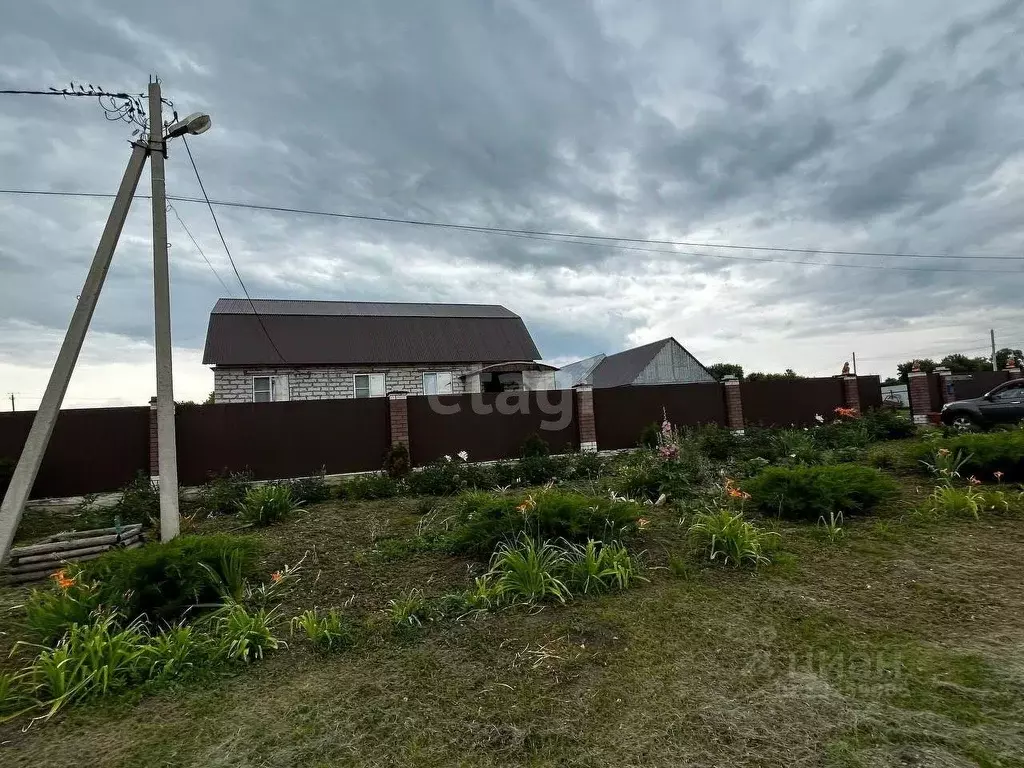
1, 188, 1023, 271
167, 203, 234, 294
180, 136, 286, 363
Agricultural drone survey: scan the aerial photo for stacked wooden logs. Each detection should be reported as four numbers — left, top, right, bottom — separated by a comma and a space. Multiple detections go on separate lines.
2, 524, 144, 585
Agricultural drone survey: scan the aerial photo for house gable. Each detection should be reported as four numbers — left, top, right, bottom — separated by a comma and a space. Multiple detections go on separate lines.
632, 338, 714, 385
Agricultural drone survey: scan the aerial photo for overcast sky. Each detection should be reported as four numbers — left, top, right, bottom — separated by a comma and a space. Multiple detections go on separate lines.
2, 0, 1024, 407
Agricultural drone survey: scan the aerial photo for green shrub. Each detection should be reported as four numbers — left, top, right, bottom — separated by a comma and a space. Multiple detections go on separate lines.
79, 534, 261, 622
861, 408, 917, 441
811, 421, 871, 451
237, 484, 301, 526
385, 589, 432, 627
24, 571, 103, 643
904, 431, 1024, 482
690, 424, 744, 461
774, 429, 826, 464
115, 472, 160, 526
449, 489, 640, 555
606, 449, 710, 501
521, 433, 551, 458
922, 484, 983, 519
565, 451, 606, 481
405, 458, 487, 496
562, 539, 644, 595
337, 473, 402, 500
688, 508, 777, 567
383, 443, 412, 478
209, 603, 281, 663
194, 470, 251, 516
638, 423, 661, 450
23, 613, 148, 710
288, 471, 332, 505
290, 609, 354, 651
744, 464, 900, 521
488, 534, 570, 603
140, 623, 208, 681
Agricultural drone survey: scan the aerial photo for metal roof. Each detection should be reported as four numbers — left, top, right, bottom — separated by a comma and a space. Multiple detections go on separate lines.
203, 298, 541, 366
591, 339, 669, 388
211, 298, 518, 318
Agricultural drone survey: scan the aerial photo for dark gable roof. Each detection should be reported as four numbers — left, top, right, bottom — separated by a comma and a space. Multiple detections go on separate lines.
203, 298, 541, 367
590, 338, 669, 388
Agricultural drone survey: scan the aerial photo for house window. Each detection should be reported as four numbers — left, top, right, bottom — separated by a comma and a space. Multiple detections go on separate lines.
253, 376, 272, 402
354, 373, 386, 398
252, 375, 288, 402
422, 372, 453, 395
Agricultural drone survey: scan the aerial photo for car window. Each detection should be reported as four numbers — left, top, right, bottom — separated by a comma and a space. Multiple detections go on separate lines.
991, 383, 1024, 402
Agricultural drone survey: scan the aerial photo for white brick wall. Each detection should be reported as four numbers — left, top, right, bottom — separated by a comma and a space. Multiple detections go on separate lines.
213, 364, 483, 403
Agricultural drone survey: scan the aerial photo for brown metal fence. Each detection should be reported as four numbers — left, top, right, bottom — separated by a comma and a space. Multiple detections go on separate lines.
857, 375, 883, 411
593, 382, 727, 450
0, 407, 150, 499
952, 371, 1010, 400
175, 399, 390, 485
406, 390, 578, 465
741, 377, 846, 426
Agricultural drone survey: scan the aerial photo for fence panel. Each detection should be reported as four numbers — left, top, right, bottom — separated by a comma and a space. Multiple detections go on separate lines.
857, 375, 883, 411
741, 378, 845, 427
406, 390, 577, 465
0, 407, 150, 499
952, 371, 1010, 400
175, 399, 389, 485
593, 382, 726, 450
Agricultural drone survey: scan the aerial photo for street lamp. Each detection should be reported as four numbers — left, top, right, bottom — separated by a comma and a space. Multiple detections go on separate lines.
165, 112, 212, 139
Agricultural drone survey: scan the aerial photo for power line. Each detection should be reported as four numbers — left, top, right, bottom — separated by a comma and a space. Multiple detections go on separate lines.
167, 202, 233, 294
180, 136, 286, 363
1, 188, 1024, 271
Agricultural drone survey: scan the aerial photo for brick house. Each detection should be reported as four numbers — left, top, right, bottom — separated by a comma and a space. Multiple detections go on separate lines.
203, 298, 552, 403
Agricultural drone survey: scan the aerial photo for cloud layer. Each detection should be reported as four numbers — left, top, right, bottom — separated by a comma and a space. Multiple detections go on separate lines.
3, 0, 1024, 405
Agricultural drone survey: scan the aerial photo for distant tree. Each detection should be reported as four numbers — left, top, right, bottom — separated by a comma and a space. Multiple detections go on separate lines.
204, 390, 216, 405
881, 377, 901, 387
707, 363, 744, 381
996, 347, 1023, 370
896, 359, 936, 384
938, 354, 991, 373
746, 369, 800, 382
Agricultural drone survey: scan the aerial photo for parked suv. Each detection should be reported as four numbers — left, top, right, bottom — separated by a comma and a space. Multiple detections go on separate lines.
941, 379, 1024, 429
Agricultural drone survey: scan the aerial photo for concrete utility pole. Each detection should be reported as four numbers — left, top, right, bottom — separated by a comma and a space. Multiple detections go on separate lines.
0, 141, 149, 563
8, 394, 13, 412
0, 78, 212, 564
991, 329, 998, 371
851, 352, 857, 376
148, 80, 180, 541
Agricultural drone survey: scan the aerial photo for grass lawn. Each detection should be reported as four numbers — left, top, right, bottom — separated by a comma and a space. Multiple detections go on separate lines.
2, 481, 1024, 767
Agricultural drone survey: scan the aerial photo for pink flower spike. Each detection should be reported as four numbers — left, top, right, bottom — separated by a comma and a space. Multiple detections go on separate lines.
968, 476, 981, 485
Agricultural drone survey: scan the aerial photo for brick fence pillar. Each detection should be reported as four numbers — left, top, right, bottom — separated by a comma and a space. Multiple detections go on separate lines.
1006, 357, 1021, 380
841, 375, 862, 415
908, 370, 931, 425
148, 396, 159, 479
388, 392, 409, 450
722, 376, 744, 432
934, 367, 955, 405
574, 385, 597, 452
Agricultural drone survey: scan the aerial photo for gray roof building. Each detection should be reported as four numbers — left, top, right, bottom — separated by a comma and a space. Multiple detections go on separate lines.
557, 337, 714, 388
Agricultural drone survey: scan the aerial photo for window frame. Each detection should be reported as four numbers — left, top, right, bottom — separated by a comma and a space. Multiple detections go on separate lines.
353, 372, 386, 398
422, 371, 454, 395
252, 375, 272, 403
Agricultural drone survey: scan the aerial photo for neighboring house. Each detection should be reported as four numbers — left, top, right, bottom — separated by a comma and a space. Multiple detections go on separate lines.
203, 298, 551, 403
555, 337, 714, 388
